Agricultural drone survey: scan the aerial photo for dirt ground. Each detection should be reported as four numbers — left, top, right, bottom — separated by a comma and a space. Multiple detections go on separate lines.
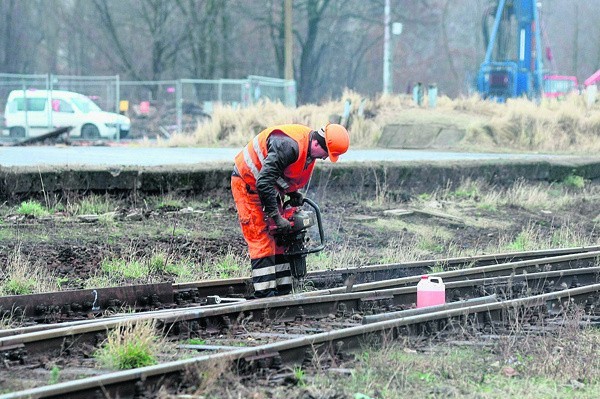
1, 180, 600, 397
1, 179, 599, 290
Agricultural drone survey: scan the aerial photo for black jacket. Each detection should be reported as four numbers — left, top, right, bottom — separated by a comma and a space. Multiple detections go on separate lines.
256, 132, 301, 216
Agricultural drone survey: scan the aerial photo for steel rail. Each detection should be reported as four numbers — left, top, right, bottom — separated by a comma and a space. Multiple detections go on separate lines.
4, 283, 600, 399
308, 245, 600, 281
0, 300, 233, 339
303, 250, 600, 296
1, 246, 597, 321
2, 265, 599, 360
0, 282, 174, 320
0, 247, 597, 337
361, 295, 499, 324
157, 265, 600, 325
176, 245, 600, 295
3, 262, 599, 346
0, 300, 233, 345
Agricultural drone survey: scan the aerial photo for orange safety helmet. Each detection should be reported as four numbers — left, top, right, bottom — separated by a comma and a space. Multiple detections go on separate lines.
319, 123, 350, 162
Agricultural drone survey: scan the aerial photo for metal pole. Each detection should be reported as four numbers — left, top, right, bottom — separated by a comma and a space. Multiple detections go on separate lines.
484, 0, 508, 63
176, 80, 183, 133
48, 74, 53, 130
115, 75, 120, 114
532, 0, 544, 97
383, 0, 391, 94
21, 81, 29, 137
284, 0, 293, 81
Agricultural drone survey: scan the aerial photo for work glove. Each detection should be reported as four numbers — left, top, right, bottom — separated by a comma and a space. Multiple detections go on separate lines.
287, 191, 304, 207
271, 212, 291, 232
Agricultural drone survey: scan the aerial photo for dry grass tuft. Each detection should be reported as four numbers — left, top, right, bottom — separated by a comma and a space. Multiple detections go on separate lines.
179, 358, 233, 396
497, 308, 600, 384
0, 248, 57, 295
160, 90, 600, 154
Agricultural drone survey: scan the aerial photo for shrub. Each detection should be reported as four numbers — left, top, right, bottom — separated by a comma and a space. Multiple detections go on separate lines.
17, 200, 49, 217
562, 174, 585, 189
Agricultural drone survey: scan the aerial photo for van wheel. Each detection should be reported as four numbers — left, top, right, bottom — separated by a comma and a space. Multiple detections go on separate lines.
9, 127, 25, 138
81, 124, 100, 139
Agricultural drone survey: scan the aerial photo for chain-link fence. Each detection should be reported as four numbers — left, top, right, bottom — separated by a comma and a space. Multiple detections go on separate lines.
52, 75, 119, 113
0, 73, 295, 139
247, 75, 297, 107
119, 76, 296, 137
119, 80, 179, 138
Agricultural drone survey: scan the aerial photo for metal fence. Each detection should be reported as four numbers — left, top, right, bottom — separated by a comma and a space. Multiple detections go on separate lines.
0, 73, 296, 138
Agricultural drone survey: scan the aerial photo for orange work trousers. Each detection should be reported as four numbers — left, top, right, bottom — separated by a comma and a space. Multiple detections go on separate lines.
231, 175, 284, 259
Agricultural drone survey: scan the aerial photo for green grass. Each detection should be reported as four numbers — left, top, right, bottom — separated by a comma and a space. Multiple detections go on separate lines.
157, 198, 184, 211
164, 227, 190, 237
94, 321, 162, 370
67, 194, 116, 215
94, 252, 198, 285
17, 200, 49, 217
562, 174, 585, 189
293, 366, 307, 387
186, 338, 207, 345
149, 253, 194, 278
3, 277, 36, 295
149, 253, 170, 273
507, 232, 530, 251
48, 366, 61, 384
213, 253, 243, 278
101, 258, 149, 279
453, 186, 479, 199
84, 275, 114, 289
477, 203, 498, 212
417, 193, 432, 201
417, 238, 444, 253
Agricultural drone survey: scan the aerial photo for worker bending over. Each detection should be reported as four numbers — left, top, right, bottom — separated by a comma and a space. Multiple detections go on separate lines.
231, 123, 350, 297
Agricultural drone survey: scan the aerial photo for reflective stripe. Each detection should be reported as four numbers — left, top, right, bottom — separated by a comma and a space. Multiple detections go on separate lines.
253, 136, 265, 165
254, 280, 277, 291
276, 276, 292, 286
243, 146, 261, 180
275, 263, 291, 273
252, 266, 276, 278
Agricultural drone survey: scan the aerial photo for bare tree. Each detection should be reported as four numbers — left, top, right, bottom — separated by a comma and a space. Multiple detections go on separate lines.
0, 0, 44, 73
4, 0, 600, 101
139, 0, 186, 81
175, 0, 230, 79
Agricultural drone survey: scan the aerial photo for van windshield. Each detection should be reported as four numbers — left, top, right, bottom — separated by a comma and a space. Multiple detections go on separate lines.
71, 97, 101, 113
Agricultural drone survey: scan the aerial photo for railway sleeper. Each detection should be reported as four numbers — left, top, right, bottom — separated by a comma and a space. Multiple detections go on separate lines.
237, 352, 282, 373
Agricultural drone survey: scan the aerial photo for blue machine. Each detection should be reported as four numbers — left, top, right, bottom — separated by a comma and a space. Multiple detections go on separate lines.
477, 0, 544, 101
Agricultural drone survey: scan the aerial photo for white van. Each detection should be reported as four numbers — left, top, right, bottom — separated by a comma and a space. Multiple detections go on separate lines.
3, 89, 130, 139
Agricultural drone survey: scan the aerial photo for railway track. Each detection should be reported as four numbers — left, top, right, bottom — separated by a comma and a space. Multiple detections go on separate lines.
3, 281, 599, 399
1, 248, 599, 398
1, 246, 598, 323
2, 249, 599, 347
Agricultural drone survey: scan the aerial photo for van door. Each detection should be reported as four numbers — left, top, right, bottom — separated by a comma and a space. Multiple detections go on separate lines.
51, 98, 78, 130
9, 97, 48, 128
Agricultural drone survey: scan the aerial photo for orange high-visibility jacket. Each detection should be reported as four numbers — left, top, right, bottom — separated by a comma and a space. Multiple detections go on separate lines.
234, 124, 315, 193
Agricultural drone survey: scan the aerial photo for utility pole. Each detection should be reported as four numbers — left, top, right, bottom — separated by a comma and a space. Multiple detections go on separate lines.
391, 22, 403, 93
383, 0, 391, 94
285, 0, 293, 81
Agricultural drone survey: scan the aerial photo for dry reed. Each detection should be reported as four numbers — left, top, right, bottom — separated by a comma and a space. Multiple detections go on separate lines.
160, 90, 600, 154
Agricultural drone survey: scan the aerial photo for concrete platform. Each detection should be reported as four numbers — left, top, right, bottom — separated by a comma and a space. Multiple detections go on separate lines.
2, 158, 600, 201
377, 124, 465, 149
